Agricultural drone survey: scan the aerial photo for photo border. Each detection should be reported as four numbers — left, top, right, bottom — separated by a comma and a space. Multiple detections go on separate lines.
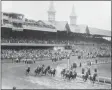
0, 0, 111, 90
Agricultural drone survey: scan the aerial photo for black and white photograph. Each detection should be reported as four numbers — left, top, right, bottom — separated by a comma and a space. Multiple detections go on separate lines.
1, 0, 111, 89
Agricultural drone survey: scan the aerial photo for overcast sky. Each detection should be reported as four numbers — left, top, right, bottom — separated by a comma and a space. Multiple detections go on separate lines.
2, 1, 111, 31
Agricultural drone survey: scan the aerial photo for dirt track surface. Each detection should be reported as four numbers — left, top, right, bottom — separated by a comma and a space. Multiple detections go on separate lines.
1, 57, 111, 89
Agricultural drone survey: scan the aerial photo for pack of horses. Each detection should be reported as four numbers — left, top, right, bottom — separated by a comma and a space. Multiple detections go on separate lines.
82, 68, 98, 84
26, 65, 56, 77
61, 67, 98, 84
61, 68, 77, 80
26, 64, 98, 84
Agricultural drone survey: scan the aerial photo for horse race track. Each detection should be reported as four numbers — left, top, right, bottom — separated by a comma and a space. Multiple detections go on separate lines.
1, 57, 111, 89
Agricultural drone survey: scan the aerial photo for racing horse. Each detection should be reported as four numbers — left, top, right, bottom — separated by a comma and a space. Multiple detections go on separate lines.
34, 67, 42, 76
61, 69, 66, 78
41, 65, 51, 75
70, 71, 77, 80
34, 65, 51, 76
63, 70, 70, 80
26, 67, 30, 75
43, 65, 51, 75
65, 70, 77, 80
82, 71, 89, 82
89, 72, 97, 84
61, 69, 77, 80
48, 68, 56, 77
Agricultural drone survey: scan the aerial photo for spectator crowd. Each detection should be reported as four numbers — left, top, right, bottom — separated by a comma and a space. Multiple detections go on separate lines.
72, 44, 111, 59
1, 49, 69, 62
1, 44, 111, 62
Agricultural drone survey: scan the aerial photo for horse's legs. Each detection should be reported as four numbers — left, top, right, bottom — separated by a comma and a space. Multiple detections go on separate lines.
93, 80, 95, 84
26, 71, 27, 75
28, 71, 29, 75
68, 76, 70, 81
82, 76, 84, 81
83, 76, 86, 82
44, 72, 46, 75
51, 72, 53, 76
26, 71, 29, 76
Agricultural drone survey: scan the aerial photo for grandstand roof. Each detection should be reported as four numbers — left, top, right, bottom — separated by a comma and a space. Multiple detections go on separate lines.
39, 20, 70, 32
70, 24, 111, 37
88, 27, 111, 37
69, 25, 80, 33
38, 20, 55, 27
2, 11, 111, 36
2, 12, 24, 16
55, 21, 70, 31
23, 25, 57, 32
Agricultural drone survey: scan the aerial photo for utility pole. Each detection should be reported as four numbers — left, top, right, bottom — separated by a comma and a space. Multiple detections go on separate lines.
67, 50, 72, 70
67, 57, 70, 70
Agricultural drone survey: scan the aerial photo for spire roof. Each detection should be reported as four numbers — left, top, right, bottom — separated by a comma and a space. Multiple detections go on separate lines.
48, 1, 56, 13
70, 5, 76, 17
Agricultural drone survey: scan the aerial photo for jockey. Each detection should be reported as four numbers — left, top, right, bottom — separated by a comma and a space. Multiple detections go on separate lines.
82, 68, 85, 75
80, 62, 82, 67
42, 64, 44, 67
51, 68, 54, 71
88, 68, 91, 75
66, 70, 70, 74
41, 64, 44, 71
94, 68, 97, 73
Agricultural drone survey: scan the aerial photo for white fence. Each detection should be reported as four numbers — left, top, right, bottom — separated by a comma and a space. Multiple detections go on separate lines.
96, 76, 111, 84
77, 73, 111, 84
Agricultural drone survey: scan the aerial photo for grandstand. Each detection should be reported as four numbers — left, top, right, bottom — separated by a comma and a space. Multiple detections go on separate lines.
1, 1, 111, 89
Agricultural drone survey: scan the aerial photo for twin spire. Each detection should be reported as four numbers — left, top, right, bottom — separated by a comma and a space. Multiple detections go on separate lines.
70, 5, 76, 17
70, 5, 77, 25
48, 1, 56, 13
48, 1, 76, 16
48, 1, 56, 22
48, 1, 76, 24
